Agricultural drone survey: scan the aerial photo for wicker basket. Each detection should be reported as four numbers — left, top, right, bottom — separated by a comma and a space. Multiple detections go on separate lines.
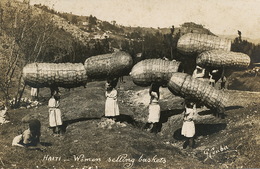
84, 51, 133, 79
130, 59, 182, 87
177, 33, 231, 55
196, 50, 250, 68
22, 63, 88, 88
168, 72, 228, 111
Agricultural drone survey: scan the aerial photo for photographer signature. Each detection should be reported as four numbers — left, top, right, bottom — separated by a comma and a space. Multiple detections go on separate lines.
203, 145, 237, 161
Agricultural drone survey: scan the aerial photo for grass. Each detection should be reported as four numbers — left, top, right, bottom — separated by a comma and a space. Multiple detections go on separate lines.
0, 76, 259, 168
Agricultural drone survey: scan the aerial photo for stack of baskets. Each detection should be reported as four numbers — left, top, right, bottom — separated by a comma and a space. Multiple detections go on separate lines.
22, 51, 133, 88
168, 72, 228, 111
84, 51, 133, 79
130, 59, 182, 86
22, 63, 88, 88
196, 50, 251, 68
177, 33, 232, 55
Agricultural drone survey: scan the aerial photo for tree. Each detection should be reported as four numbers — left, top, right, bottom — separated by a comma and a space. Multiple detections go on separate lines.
0, 0, 59, 107
71, 15, 77, 24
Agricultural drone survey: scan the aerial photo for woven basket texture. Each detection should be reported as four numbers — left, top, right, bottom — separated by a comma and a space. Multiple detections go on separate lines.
22, 63, 87, 88
177, 33, 231, 55
168, 72, 229, 110
196, 50, 250, 68
130, 59, 181, 87
84, 51, 133, 79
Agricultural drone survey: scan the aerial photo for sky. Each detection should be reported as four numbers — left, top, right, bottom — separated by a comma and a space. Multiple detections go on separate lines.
30, 0, 260, 39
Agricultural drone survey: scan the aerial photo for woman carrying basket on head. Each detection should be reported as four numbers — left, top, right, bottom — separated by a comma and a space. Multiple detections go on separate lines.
144, 83, 161, 133
181, 100, 196, 149
105, 78, 120, 121
48, 92, 63, 135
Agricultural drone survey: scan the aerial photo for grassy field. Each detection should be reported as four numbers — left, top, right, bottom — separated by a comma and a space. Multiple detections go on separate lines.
0, 76, 259, 169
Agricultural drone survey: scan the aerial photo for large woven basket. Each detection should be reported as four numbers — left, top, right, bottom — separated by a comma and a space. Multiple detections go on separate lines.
84, 51, 133, 79
22, 63, 88, 88
130, 59, 182, 87
196, 50, 251, 68
177, 33, 231, 55
168, 72, 229, 111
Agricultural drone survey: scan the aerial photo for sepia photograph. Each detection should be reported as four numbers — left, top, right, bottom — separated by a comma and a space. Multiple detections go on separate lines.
0, 0, 260, 168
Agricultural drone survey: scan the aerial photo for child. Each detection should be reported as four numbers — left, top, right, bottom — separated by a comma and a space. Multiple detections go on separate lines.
181, 100, 196, 149
105, 80, 120, 120
0, 102, 10, 125
48, 92, 63, 135
12, 119, 45, 150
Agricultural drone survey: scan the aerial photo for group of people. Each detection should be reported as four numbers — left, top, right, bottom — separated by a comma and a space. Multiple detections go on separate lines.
104, 78, 162, 134
11, 86, 63, 149
9, 66, 227, 150
192, 65, 226, 90
103, 77, 197, 149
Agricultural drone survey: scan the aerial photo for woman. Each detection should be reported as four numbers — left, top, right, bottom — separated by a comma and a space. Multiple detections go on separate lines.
192, 66, 205, 79
105, 81, 120, 120
181, 100, 196, 149
48, 92, 63, 135
0, 103, 9, 125
12, 119, 44, 150
145, 83, 161, 133
30, 87, 39, 101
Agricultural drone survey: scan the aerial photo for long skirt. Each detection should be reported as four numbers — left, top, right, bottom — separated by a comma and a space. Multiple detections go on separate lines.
49, 108, 62, 127
105, 98, 120, 117
181, 121, 195, 138
148, 104, 160, 123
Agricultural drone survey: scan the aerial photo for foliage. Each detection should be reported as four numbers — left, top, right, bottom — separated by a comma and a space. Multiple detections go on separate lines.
0, 0, 110, 107
99, 21, 124, 33
231, 36, 260, 65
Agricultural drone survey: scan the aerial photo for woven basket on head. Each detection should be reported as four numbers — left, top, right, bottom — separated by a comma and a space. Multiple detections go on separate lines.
22, 63, 88, 88
168, 72, 228, 111
177, 33, 231, 55
196, 50, 251, 68
84, 51, 133, 79
130, 59, 182, 87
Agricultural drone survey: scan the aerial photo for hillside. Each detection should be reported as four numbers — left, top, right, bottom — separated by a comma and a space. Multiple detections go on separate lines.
0, 1, 260, 168
33, 3, 216, 49
218, 34, 260, 45
0, 77, 259, 168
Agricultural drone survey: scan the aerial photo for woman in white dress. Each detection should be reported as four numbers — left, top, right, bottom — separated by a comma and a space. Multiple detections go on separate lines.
105, 82, 120, 120
181, 100, 196, 149
48, 92, 62, 135
144, 83, 161, 133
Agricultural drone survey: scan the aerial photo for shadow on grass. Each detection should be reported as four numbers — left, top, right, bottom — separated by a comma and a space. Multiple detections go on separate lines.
173, 123, 227, 140
40, 142, 52, 146
225, 106, 243, 111
146, 109, 184, 133
61, 117, 100, 133
160, 109, 183, 123
116, 114, 146, 129
61, 114, 145, 132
